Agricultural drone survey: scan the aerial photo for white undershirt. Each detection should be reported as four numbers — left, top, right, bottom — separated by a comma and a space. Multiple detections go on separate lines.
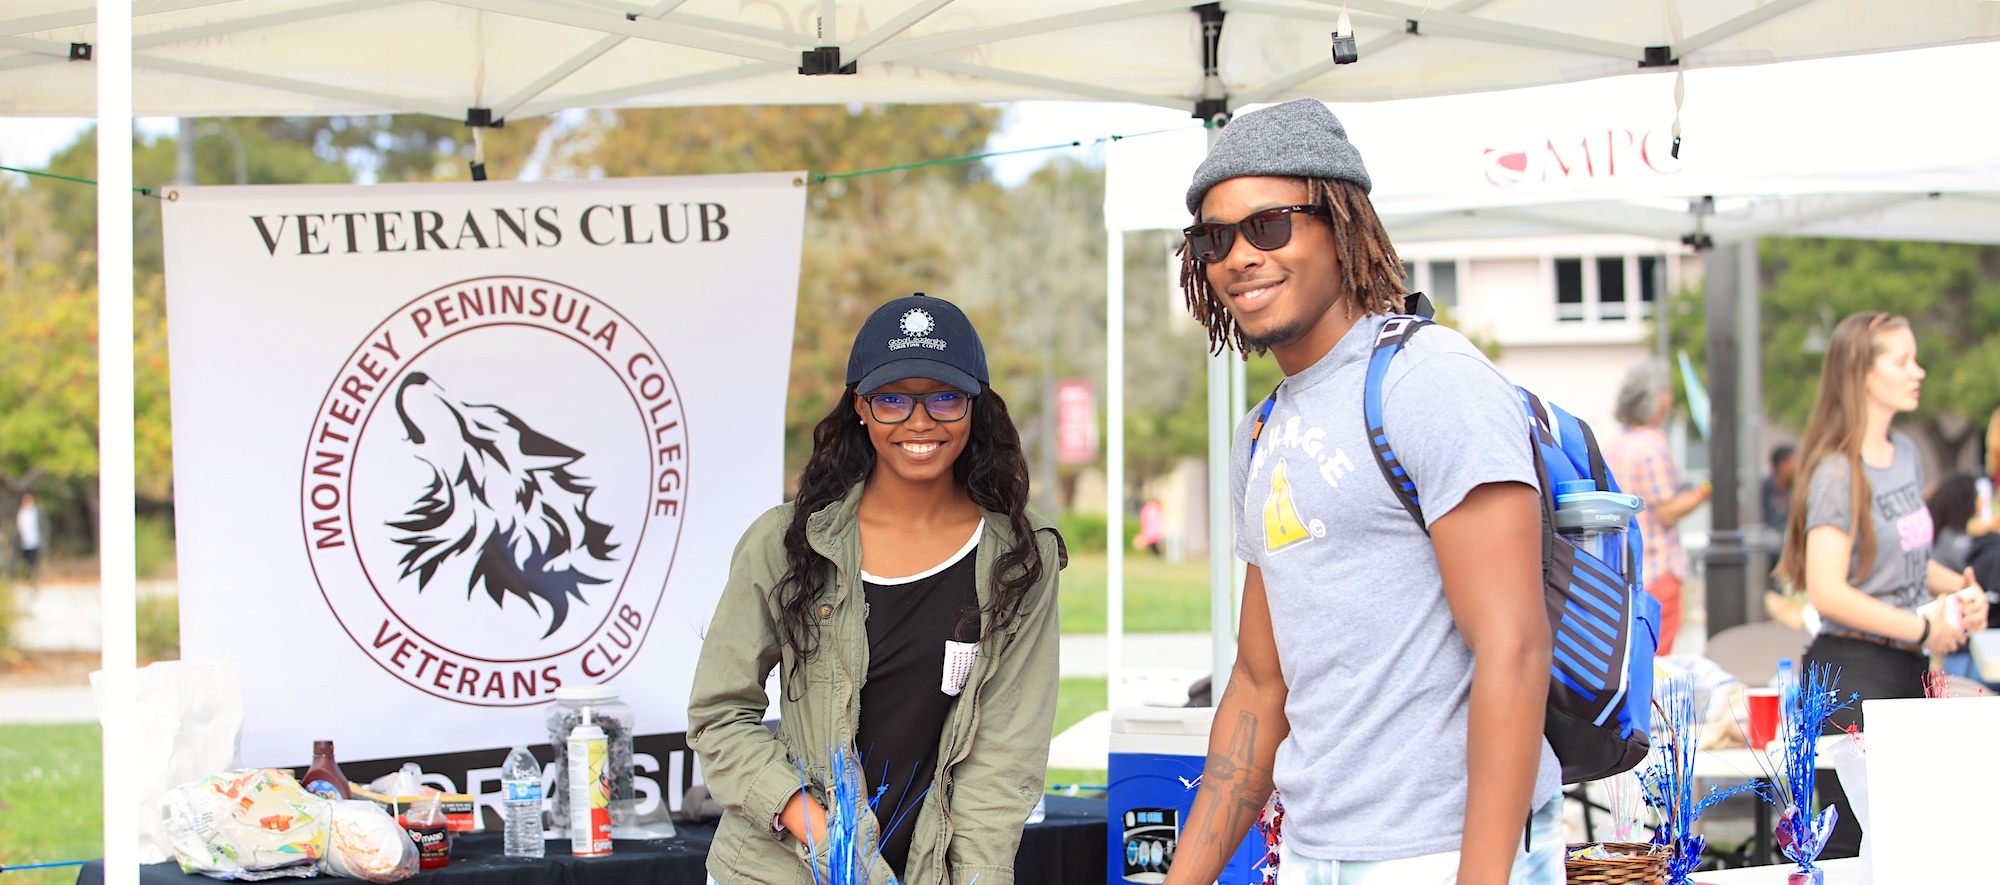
860, 519, 984, 585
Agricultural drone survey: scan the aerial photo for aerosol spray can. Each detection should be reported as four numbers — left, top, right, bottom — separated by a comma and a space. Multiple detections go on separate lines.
567, 708, 612, 857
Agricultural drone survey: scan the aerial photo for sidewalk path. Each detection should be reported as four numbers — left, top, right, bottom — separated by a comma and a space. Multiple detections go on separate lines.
10, 579, 176, 652
1058, 632, 1212, 678
0, 686, 97, 724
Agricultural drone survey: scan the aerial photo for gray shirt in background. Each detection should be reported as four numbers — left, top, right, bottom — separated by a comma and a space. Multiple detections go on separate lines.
1230, 312, 1559, 862
1804, 433, 1932, 634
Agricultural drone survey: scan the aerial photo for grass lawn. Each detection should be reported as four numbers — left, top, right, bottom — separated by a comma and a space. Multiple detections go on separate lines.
1048, 677, 1108, 793
0, 724, 102, 885
1058, 553, 1215, 634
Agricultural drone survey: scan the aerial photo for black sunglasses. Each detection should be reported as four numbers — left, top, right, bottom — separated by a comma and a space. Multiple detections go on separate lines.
861, 390, 971, 424
1183, 204, 1329, 263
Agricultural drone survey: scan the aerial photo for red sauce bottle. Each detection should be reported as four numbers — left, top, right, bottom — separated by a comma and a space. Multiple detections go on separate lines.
406, 794, 451, 870
301, 740, 352, 800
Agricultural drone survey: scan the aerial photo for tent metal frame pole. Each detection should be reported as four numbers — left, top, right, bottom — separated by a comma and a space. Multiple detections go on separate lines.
515, 61, 785, 119
133, 55, 467, 119
491, 0, 694, 119
1105, 225, 1126, 712
432, 0, 804, 64
1232, 0, 1499, 106
843, 0, 956, 59
1203, 123, 1238, 704
1308, 0, 1642, 60
865, 0, 1188, 63
898, 56, 1186, 109
98, 3, 139, 885
0, 35, 73, 60
1675, 0, 1818, 56
132, 0, 411, 49
1205, 334, 1233, 701
0, 0, 229, 37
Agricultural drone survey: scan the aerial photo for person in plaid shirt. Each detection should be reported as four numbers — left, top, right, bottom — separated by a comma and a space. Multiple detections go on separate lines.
1604, 361, 1710, 654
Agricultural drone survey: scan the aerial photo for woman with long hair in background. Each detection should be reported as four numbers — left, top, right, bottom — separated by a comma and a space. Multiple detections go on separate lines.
1773, 310, 1989, 858
687, 294, 1064, 885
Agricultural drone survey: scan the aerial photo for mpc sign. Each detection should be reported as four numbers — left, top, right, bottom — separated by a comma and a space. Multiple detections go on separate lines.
163, 174, 803, 766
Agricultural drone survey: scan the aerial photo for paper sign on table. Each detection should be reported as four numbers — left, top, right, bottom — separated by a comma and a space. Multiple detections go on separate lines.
1861, 697, 2000, 883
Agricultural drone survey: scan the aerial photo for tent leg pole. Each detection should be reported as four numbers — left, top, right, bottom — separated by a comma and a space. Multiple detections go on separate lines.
1106, 227, 1125, 712
97, 3, 140, 885
1207, 349, 1234, 702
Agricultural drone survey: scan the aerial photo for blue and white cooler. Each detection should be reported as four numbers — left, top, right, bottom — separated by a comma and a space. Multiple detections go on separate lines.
1107, 707, 1263, 885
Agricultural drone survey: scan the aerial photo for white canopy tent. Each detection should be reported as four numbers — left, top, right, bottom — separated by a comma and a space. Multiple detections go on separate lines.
16, 3, 2000, 881
11, 1, 2000, 117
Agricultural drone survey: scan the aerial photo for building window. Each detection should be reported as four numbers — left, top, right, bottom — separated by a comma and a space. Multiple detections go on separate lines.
1597, 256, 1626, 320
1428, 260, 1458, 308
1555, 258, 1584, 321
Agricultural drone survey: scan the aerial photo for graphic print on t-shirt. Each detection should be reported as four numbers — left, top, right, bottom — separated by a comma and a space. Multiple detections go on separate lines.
1877, 481, 1933, 598
1264, 460, 1314, 552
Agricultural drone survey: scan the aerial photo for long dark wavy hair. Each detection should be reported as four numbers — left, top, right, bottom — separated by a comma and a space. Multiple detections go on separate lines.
771, 382, 1043, 691
1178, 177, 1407, 356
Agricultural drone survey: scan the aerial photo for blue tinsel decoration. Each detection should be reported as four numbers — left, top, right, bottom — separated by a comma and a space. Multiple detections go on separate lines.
1773, 664, 1855, 875
1639, 675, 1764, 885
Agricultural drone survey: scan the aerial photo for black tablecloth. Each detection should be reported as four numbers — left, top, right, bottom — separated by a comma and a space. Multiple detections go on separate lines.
78, 796, 1105, 885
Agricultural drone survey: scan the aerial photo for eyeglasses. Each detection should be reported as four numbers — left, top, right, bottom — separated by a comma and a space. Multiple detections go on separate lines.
1183, 204, 1329, 263
861, 390, 971, 424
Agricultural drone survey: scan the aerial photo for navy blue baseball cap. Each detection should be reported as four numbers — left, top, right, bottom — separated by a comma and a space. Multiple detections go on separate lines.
846, 294, 988, 395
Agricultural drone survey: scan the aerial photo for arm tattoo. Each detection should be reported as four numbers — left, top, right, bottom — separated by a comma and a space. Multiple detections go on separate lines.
1182, 710, 1273, 858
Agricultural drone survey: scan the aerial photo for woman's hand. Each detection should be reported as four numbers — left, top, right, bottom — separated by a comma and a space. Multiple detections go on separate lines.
1958, 569, 1989, 632
779, 788, 829, 847
1921, 602, 1968, 656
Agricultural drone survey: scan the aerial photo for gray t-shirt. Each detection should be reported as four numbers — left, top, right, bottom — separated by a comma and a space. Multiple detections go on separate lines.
1230, 313, 1560, 862
1804, 433, 1932, 632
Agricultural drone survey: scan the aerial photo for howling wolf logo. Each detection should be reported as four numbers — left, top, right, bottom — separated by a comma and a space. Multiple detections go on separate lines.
388, 373, 619, 637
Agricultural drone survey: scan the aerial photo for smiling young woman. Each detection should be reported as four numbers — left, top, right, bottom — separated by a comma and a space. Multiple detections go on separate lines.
687, 294, 1065, 885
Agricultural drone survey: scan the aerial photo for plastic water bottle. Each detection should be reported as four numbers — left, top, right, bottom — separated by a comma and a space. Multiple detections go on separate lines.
1552, 479, 1644, 581
502, 745, 546, 859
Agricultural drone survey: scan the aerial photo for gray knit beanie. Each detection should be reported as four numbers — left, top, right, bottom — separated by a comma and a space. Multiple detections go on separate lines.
1185, 98, 1372, 216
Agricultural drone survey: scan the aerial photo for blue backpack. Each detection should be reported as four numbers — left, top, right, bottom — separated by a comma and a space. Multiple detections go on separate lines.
1361, 313, 1658, 785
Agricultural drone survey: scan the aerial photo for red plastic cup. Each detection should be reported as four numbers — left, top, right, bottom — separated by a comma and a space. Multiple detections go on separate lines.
1746, 688, 1782, 750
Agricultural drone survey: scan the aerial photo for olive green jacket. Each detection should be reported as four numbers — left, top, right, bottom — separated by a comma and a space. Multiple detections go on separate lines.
687, 481, 1065, 885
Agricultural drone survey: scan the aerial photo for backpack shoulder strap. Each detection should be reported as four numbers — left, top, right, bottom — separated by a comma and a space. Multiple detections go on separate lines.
1247, 382, 1284, 459
1363, 315, 1433, 531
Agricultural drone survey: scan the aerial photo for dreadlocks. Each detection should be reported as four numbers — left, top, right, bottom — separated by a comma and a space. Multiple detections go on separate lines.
1178, 177, 1406, 357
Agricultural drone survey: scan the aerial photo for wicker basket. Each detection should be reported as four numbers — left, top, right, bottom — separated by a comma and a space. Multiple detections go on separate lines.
1564, 841, 1670, 885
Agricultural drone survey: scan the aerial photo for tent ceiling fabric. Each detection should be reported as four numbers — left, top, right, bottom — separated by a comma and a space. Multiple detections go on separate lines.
4, 0, 1999, 118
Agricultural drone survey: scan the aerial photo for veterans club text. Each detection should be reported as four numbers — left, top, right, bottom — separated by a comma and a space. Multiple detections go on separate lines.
251, 203, 732, 256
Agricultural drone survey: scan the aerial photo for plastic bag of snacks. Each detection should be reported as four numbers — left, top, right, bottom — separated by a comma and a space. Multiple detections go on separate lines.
321, 800, 418, 883
160, 769, 331, 880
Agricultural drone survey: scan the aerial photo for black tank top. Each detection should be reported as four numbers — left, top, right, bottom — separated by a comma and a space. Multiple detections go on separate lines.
855, 532, 981, 878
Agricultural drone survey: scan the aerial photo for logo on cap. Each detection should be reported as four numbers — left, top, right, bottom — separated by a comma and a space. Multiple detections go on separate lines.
900, 308, 935, 338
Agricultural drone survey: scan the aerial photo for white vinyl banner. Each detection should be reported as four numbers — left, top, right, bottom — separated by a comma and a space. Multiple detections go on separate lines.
161, 173, 805, 767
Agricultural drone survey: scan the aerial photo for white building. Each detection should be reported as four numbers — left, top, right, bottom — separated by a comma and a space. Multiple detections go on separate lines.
1398, 234, 1698, 435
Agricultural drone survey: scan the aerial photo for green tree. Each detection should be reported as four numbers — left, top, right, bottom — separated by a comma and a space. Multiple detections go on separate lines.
1759, 238, 2000, 470
539, 104, 1006, 481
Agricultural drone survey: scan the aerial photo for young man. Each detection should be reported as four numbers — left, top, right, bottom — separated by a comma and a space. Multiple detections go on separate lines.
1161, 99, 1559, 885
